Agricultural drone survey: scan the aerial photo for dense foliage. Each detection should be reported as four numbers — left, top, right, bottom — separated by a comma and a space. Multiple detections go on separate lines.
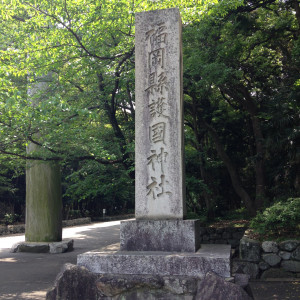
0, 0, 299, 222
250, 197, 300, 237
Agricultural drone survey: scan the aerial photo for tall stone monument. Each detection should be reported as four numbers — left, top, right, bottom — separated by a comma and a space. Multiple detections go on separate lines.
135, 8, 185, 220
78, 8, 230, 280
120, 8, 200, 252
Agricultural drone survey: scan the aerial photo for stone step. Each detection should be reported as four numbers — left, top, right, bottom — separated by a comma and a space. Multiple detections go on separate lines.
77, 244, 231, 278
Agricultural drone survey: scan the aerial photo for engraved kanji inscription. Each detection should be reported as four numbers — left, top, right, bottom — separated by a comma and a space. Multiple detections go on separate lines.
146, 22, 167, 49
147, 148, 168, 172
148, 97, 167, 118
149, 48, 164, 69
150, 122, 166, 144
146, 174, 172, 199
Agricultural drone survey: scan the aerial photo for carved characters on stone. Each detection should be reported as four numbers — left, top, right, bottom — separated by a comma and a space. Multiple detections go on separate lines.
145, 22, 172, 200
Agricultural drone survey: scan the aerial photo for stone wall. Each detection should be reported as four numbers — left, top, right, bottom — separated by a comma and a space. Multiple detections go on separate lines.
199, 227, 246, 249
233, 237, 300, 279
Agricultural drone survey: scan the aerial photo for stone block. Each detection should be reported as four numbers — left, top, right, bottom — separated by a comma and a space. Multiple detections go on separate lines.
222, 232, 232, 239
216, 228, 224, 234
232, 259, 259, 279
210, 233, 221, 240
262, 241, 278, 253
196, 271, 252, 300
281, 260, 300, 273
279, 240, 299, 251
228, 239, 240, 248
199, 227, 207, 235
11, 242, 50, 253
215, 240, 228, 245
77, 244, 231, 278
262, 253, 281, 267
49, 240, 74, 254
120, 219, 200, 252
258, 261, 270, 271
202, 235, 209, 241
234, 273, 250, 288
11, 240, 74, 254
46, 264, 98, 300
279, 251, 291, 260
291, 246, 300, 261
206, 227, 216, 234
261, 268, 294, 279
239, 237, 261, 262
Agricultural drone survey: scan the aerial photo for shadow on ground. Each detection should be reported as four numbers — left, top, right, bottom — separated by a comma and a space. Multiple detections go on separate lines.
0, 221, 122, 300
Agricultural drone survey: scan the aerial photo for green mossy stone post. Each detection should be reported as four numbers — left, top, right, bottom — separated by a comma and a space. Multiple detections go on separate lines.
25, 74, 62, 242
25, 155, 62, 242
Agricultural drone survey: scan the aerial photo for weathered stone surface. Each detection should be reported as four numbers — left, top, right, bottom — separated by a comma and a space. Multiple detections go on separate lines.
262, 241, 278, 253
11, 242, 49, 253
258, 261, 270, 271
234, 273, 250, 288
135, 8, 185, 220
261, 268, 295, 279
77, 244, 231, 278
239, 237, 261, 262
281, 260, 300, 273
279, 251, 291, 260
215, 240, 228, 244
196, 272, 252, 300
120, 219, 200, 252
222, 232, 232, 239
279, 240, 300, 251
228, 239, 240, 248
97, 275, 197, 300
291, 246, 300, 261
163, 276, 198, 295
96, 274, 164, 297
232, 260, 259, 279
48, 265, 253, 300
26, 124, 62, 242
199, 227, 207, 235
46, 264, 97, 300
262, 253, 281, 267
49, 240, 74, 254
11, 240, 74, 254
232, 232, 244, 239
202, 235, 210, 241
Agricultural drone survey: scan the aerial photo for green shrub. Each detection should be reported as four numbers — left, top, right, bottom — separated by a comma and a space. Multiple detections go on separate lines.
250, 198, 300, 236
4, 213, 19, 225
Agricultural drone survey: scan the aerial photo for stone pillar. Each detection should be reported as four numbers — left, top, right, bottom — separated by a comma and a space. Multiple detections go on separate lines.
135, 8, 185, 220
120, 8, 200, 252
25, 75, 62, 242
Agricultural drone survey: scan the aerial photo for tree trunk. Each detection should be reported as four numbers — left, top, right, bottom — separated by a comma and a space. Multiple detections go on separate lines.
224, 85, 267, 212
97, 73, 134, 179
189, 99, 215, 220
250, 114, 266, 210
202, 120, 256, 216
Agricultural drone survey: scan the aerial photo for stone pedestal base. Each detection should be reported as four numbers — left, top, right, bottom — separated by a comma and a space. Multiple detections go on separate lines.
77, 244, 231, 278
120, 219, 201, 252
11, 239, 74, 254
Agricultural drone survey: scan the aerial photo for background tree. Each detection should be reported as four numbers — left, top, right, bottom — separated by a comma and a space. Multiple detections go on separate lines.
0, 0, 298, 223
